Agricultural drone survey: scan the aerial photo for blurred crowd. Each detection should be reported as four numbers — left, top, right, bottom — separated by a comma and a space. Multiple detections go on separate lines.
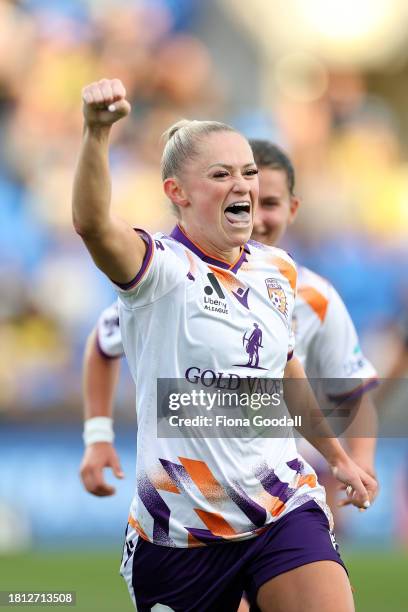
1, 0, 407, 415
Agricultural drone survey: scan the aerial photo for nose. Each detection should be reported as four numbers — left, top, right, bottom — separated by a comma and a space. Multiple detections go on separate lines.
252, 214, 265, 234
232, 174, 250, 194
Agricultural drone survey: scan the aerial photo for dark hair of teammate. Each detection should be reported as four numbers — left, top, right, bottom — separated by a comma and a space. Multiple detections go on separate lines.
250, 139, 295, 196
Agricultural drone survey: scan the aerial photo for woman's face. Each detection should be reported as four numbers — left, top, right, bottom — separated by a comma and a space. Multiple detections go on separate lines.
252, 167, 299, 246
172, 131, 259, 259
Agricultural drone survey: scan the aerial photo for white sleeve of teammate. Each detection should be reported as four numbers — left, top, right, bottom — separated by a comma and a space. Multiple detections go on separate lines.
96, 302, 124, 358
310, 285, 377, 398
113, 231, 190, 309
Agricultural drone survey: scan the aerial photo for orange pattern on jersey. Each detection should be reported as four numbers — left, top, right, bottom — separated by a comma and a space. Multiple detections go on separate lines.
178, 457, 227, 503
187, 532, 206, 548
208, 266, 246, 294
194, 508, 238, 537
269, 255, 297, 292
151, 470, 180, 494
128, 515, 150, 541
257, 491, 286, 517
298, 286, 328, 322
297, 474, 317, 489
184, 249, 197, 278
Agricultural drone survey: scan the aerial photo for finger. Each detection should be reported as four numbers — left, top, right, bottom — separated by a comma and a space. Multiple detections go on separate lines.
107, 99, 131, 115
81, 467, 113, 496
111, 78, 126, 100
98, 79, 115, 104
360, 473, 378, 503
111, 456, 125, 480
338, 498, 353, 507
92, 84, 106, 105
347, 478, 370, 509
82, 86, 94, 105
92, 483, 116, 497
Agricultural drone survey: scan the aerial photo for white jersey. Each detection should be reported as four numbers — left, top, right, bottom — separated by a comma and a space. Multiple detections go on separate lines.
96, 302, 123, 358
113, 226, 325, 548
294, 265, 378, 396
96, 265, 378, 395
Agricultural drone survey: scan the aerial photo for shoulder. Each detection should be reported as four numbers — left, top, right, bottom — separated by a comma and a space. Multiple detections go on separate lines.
248, 240, 295, 265
296, 265, 332, 323
247, 240, 297, 291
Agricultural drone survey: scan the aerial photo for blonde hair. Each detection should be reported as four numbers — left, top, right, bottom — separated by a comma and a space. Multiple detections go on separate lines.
161, 119, 237, 181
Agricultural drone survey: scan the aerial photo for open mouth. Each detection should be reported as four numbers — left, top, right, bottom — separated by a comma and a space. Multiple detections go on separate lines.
224, 202, 251, 225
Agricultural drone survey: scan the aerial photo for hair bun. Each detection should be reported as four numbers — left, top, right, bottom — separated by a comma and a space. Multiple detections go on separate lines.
162, 119, 193, 143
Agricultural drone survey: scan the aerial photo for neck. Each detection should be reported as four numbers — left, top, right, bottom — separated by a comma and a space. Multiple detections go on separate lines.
178, 224, 241, 264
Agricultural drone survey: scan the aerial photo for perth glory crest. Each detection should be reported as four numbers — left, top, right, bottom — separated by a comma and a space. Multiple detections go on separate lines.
265, 278, 288, 317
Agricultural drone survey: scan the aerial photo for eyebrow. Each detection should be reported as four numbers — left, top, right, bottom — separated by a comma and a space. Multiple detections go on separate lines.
207, 162, 257, 170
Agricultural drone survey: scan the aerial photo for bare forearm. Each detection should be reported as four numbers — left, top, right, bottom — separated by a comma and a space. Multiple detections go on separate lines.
72, 79, 147, 283
284, 357, 348, 466
83, 329, 121, 419
344, 394, 377, 471
72, 126, 112, 238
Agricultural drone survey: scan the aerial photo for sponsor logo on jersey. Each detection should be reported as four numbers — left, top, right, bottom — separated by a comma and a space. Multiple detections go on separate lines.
203, 273, 229, 315
233, 323, 268, 370
344, 344, 366, 376
184, 366, 281, 394
265, 278, 288, 318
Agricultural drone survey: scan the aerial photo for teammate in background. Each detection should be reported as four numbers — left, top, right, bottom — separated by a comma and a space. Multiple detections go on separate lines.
81, 142, 378, 516
375, 311, 408, 404
81, 303, 123, 496
250, 141, 378, 524
74, 78, 376, 611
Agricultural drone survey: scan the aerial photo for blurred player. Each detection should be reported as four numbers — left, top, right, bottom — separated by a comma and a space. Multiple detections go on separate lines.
250, 140, 378, 524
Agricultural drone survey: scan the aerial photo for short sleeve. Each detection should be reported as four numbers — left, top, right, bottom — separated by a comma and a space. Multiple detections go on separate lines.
96, 302, 124, 358
309, 285, 378, 398
113, 231, 190, 310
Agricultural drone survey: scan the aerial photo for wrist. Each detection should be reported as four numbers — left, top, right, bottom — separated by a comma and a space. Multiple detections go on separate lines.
83, 123, 111, 142
322, 440, 349, 468
83, 416, 114, 446
349, 454, 376, 475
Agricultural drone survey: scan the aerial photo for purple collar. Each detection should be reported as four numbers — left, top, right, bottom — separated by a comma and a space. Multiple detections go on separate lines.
170, 225, 250, 274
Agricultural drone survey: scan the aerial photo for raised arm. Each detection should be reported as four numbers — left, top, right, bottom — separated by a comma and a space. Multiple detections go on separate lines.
72, 78, 146, 284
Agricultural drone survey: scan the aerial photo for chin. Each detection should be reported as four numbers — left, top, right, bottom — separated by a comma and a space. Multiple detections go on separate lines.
232, 228, 252, 246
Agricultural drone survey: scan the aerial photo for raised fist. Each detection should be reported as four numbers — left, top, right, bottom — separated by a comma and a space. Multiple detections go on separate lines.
82, 78, 131, 127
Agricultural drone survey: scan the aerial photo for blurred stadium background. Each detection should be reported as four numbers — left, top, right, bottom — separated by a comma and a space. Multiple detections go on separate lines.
0, 0, 407, 609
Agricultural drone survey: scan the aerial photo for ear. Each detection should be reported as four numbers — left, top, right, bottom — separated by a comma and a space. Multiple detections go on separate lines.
288, 196, 300, 226
163, 177, 189, 211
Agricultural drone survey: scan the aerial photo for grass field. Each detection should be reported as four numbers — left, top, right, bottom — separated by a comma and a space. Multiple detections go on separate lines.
0, 549, 407, 611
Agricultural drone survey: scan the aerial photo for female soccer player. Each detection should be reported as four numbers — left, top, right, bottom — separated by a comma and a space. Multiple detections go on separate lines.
73, 78, 376, 611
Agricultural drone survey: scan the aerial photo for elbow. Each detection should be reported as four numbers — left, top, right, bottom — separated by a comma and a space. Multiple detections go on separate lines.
72, 212, 86, 237
72, 213, 96, 239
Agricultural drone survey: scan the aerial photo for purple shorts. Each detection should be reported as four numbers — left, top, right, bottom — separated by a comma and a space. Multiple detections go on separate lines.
121, 500, 346, 611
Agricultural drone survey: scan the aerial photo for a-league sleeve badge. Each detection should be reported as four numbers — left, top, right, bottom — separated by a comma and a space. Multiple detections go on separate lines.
265, 278, 288, 317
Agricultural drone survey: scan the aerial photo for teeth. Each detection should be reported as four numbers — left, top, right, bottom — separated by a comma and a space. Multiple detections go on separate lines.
224, 202, 251, 225
225, 202, 250, 213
